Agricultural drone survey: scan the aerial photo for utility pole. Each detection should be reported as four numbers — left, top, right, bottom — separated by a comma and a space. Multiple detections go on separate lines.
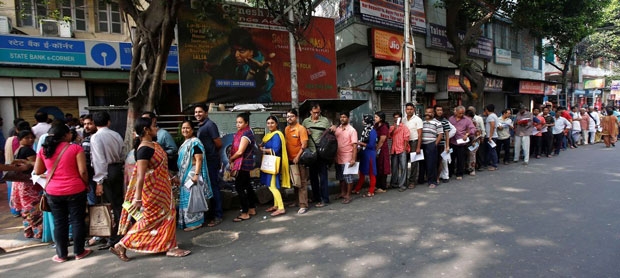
289, 3, 299, 109
403, 0, 416, 106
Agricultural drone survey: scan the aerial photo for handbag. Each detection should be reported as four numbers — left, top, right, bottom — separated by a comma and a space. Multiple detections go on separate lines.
289, 164, 302, 187
37, 144, 70, 212
38, 193, 51, 212
187, 177, 209, 214
260, 150, 280, 175
299, 148, 317, 165
89, 203, 113, 237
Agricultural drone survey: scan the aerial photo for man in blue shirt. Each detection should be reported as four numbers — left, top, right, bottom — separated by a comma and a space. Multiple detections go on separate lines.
194, 104, 224, 226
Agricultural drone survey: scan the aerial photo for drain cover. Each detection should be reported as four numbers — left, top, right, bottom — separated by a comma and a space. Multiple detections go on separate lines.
192, 230, 239, 247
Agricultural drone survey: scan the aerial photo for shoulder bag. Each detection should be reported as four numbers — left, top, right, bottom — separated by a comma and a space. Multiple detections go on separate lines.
39, 144, 70, 212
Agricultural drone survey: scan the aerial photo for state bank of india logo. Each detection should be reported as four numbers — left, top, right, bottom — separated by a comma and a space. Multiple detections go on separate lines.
388, 36, 401, 55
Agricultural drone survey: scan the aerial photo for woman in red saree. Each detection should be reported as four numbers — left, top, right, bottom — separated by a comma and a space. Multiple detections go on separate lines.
109, 118, 190, 261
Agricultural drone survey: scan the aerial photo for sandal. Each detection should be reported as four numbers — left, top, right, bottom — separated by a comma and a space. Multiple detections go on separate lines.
428, 184, 437, 189
183, 225, 201, 232
315, 202, 327, 208
351, 191, 360, 195
375, 188, 386, 193
341, 198, 352, 204
166, 247, 191, 257
265, 207, 277, 212
109, 246, 131, 262
52, 255, 67, 263
270, 210, 286, 217
207, 218, 223, 227
232, 216, 251, 222
407, 184, 416, 189
75, 249, 93, 260
362, 193, 374, 198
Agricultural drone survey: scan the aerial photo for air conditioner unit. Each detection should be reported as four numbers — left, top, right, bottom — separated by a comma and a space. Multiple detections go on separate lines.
58, 21, 73, 38
40, 19, 59, 37
0, 16, 12, 34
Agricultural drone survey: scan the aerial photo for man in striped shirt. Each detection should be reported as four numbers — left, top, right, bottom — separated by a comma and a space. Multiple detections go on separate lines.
419, 107, 444, 188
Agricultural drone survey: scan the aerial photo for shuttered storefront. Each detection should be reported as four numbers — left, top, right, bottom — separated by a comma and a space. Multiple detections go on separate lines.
17, 97, 79, 124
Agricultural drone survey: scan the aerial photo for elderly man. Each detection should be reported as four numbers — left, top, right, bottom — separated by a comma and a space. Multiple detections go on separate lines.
448, 106, 476, 180
514, 105, 534, 165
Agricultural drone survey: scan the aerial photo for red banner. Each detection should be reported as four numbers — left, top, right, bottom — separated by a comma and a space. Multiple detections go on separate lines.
177, 3, 337, 108
519, 81, 544, 95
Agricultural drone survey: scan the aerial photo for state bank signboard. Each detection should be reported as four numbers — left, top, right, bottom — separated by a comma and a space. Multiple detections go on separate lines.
0, 34, 178, 71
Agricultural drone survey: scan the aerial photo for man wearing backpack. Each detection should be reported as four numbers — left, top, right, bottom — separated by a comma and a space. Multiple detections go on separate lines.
302, 103, 332, 208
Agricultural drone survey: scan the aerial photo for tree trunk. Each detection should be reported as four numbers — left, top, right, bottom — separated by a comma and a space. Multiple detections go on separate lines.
119, 0, 183, 151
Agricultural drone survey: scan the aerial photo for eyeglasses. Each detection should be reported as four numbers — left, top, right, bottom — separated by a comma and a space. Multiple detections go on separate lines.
286, 115, 296, 118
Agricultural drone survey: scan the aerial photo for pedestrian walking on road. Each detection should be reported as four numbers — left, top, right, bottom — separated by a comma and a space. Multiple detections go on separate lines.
111, 118, 190, 262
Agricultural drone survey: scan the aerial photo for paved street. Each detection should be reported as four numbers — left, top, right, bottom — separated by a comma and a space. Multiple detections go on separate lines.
1, 145, 619, 277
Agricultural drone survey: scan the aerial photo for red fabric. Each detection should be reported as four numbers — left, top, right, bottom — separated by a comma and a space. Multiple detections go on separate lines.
375, 124, 391, 175
354, 160, 376, 194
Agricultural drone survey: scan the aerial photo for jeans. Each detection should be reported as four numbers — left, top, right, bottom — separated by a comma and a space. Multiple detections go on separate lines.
531, 135, 542, 157
309, 159, 329, 204
47, 191, 87, 259
496, 138, 511, 163
449, 144, 467, 177
390, 152, 408, 188
206, 159, 223, 219
103, 163, 123, 245
542, 132, 554, 156
420, 143, 438, 185
407, 140, 420, 185
234, 170, 256, 213
513, 135, 530, 163
485, 138, 498, 168
553, 133, 564, 155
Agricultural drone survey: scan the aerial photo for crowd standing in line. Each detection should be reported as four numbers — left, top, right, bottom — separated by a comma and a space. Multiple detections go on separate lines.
1, 102, 619, 263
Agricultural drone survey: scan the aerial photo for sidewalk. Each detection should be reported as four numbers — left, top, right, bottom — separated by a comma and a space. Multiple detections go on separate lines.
0, 182, 49, 253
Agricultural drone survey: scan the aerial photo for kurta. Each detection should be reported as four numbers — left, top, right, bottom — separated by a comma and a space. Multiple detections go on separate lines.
375, 123, 390, 175
358, 128, 377, 176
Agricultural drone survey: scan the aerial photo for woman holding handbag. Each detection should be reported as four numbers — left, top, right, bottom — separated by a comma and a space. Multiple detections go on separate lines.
260, 116, 290, 217
176, 120, 212, 231
230, 112, 258, 222
110, 118, 191, 261
34, 123, 91, 263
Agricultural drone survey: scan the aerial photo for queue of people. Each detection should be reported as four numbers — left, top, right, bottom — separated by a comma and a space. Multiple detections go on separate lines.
1, 102, 618, 264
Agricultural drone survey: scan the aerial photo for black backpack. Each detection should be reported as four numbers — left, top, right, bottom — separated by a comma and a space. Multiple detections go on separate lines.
316, 129, 338, 161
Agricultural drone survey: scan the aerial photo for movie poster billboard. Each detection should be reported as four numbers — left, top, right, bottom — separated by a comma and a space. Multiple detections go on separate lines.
177, 3, 337, 109
336, 0, 354, 26
360, 0, 426, 34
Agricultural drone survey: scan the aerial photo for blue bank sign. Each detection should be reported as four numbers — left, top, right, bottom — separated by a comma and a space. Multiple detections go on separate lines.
0, 34, 178, 71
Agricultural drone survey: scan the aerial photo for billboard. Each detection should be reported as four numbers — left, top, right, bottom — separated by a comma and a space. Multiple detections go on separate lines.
371, 29, 413, 63
374, 65, 400, 91
177, 3, 337, 109
426, 23, 493, 60
360, 0, 426, 34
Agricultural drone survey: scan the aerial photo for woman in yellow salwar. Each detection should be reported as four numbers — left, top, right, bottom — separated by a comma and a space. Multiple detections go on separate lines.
260, 116, 291, 217
109, 118, 190, 262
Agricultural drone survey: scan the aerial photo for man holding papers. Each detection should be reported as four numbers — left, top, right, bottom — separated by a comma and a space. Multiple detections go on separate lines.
420, 108, 444, 188
403, 103, 423, 189
448, 106, 477, 181
334, 111, 358, 204
483, 104, 499, 170
389, 112, 410, 192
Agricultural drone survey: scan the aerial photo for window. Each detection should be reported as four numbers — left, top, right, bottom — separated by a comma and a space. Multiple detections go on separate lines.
493, 23, 519, 53
97, 0, 122, 33
62, 0, 87, 31
17, 0, 47, 27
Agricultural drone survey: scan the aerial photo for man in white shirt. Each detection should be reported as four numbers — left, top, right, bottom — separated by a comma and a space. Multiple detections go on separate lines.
587, 106, 600, 144
402, 103, 423, 188
552, 107, 571, 156
91, 111, 125, 249
31, 111, 51, 141
483, 104, 499, 170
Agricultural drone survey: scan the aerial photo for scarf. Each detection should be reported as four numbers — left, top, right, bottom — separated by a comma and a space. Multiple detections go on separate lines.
262, 130, 291, 189
177, 137, 213, 199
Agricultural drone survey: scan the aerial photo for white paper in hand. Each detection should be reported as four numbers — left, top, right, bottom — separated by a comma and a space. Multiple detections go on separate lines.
456, 137, 470, 144
343, 162, 360, 175
409, 152, 425, 161
488, 140, 497, 148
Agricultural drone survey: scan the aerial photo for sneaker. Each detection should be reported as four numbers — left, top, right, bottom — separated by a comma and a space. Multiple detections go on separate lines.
297, 208, 308, 214
398, 187, 406, 192
488, 166, 497, 171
